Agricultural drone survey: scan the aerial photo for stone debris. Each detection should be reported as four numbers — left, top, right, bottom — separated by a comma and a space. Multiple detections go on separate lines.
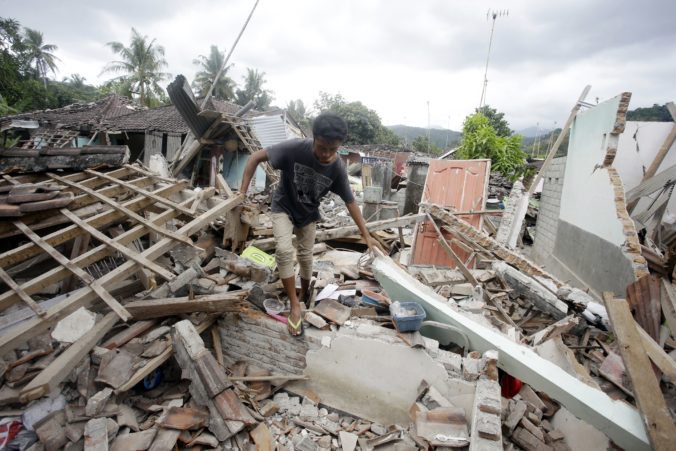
3, 111, 673, 451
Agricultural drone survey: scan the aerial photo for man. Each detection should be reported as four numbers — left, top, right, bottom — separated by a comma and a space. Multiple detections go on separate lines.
239, 112, 380, 336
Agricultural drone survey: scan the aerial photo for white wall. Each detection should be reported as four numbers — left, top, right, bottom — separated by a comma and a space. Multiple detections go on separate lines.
559, 95, 626, 246
615, 121, 676, 215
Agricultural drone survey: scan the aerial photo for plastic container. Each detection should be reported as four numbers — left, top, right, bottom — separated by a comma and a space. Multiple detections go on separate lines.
389, 301, 426, 332
361, 289, 389, 306
263, 298, 284, 315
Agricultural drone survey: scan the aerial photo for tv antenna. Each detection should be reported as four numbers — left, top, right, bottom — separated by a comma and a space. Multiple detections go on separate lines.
478, 9, 508, 109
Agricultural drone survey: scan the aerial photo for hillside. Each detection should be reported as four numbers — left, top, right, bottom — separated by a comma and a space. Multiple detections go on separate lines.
387, 125, 461, 149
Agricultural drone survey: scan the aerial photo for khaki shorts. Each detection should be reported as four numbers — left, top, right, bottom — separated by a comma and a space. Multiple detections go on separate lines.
271, 212, 316, 280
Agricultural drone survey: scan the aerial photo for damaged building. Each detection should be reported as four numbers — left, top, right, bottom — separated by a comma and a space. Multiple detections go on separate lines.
0, 82, 674, 451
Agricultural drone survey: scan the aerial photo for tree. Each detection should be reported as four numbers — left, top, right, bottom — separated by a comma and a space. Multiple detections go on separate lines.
192, 45, 235, 100
312, 92, 399, 145
412, 136, 441, 155
235, 68, 273, 110
627, 103, 673, 122
475, 105, 512, 137
23, 28, 59, 90
286, 98, 311, 129
101, 28, 170, 107
457, 112, 526, 180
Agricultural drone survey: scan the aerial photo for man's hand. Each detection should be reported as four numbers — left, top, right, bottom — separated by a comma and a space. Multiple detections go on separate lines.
365, 235, 386, 256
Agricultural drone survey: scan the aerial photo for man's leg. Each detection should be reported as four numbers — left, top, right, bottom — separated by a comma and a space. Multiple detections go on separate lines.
295, 221, 317, 306
271, 213, 302, 335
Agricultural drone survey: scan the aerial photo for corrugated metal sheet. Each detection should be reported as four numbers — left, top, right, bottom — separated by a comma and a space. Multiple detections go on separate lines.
411, 159, 490, 267
249, 113, 302, 148
167, 75, 212, 137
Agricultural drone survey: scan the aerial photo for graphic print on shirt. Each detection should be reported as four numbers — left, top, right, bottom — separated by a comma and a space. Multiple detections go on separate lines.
293, 162, 333, 205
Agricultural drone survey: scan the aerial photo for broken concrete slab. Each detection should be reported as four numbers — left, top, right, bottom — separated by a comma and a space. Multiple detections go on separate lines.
85, 387, 113, 417
493, 261, 567, 319
373, 256, 650, 450
51, 307, 97, 344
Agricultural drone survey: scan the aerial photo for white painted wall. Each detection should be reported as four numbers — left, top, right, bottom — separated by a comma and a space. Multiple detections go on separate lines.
615, 121, 676, 215
559, 95, 626, 246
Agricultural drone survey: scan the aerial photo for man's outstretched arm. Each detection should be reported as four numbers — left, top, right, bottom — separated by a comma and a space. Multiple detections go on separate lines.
239, 149, 269, 193
345, 200, 385, 254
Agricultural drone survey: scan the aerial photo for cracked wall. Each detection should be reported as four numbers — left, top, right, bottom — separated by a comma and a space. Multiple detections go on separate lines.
542, 92, 648, 297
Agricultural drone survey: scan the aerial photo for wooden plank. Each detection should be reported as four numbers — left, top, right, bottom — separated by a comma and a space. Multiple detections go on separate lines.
211, 326, 225, 368
602, 292, 676, 451
12, 220, 131, 322
124, 291, 248, 320
660, 279, 676, 336
115, 317, 217, 393
0, 194, 243, 354
62, 231, 90, 292
637, 324, 676, 384
626, 275, 661, 341
102, 320, 158, 350
0, 267, 45, 317
48, 172, 195, 248
626, 163, 676, 205
0, 181, 186, 270
215, 174, 234, 197
528, 85, 591, 195
123, 164, 179, 184
60, 209, 175, 282
85, 169, 195, 216
426, 213, 478, 285
640, 102, 676, 183
19, 312, 118, 402
0, 189, 207, 312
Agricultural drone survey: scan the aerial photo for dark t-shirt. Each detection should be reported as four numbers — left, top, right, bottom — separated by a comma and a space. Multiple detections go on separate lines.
267, 138, 354, 227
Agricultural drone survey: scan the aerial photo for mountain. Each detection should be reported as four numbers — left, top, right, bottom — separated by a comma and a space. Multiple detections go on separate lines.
387, 125, 462, 149
516, 126, 553, 138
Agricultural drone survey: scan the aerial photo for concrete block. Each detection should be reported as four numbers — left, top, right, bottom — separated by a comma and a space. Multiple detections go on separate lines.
85, 388, 113, 417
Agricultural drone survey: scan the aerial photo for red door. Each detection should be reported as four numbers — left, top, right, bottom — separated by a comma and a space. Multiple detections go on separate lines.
411, 159, 490, 267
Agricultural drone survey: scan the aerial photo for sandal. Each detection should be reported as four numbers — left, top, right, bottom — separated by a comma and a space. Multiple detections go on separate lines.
287, 316, 304, 337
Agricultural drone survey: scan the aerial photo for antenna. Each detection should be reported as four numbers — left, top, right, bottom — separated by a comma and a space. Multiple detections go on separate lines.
478, 9, 508, 109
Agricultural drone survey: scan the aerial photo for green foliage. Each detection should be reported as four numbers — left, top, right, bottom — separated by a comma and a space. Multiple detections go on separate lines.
235, 68, 273, 110
411, 135, 442, 155
312, 92, 398, 145
475, 105, 512, 137
626, 103, 672, 122
23, 27, 59, 88
457, 113, 526, 180
192, 45, 235, 100
286, 98, 310, 129
101, 28, 170, 107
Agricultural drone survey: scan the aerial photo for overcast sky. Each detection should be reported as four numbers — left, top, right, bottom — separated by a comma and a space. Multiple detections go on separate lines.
2, 0, 675, 131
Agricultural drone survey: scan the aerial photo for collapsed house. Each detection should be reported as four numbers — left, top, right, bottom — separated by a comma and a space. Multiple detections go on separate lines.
0, 85, 674, 451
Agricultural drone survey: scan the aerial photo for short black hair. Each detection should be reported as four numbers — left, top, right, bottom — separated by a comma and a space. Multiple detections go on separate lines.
312, 112, 348, 141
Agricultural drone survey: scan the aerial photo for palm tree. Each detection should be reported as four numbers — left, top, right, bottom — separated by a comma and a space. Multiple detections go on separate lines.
65, 74, 86, 89
235, 68, 273, 110
23, 28, 60, 90
192, 45, 236, 100
101, 28, 170, 107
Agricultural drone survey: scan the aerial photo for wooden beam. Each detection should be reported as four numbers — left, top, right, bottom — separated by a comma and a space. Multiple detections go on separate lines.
123, 164, 182, 184
215, 174, 234, 197
0, 193, 244, 354
252, 213, 426, 251
12, 220, 132, 322
0, 181, 186, 270
426, 214, 478, 285
626, 163, 676, 206
0, 191, 212, 312
19, 312, 118, 402
60, 209, 175, 282
528, 85, 592, 195
637, 324, 676, 384
660, 279, 676, 337
48, 172, 195, 248
0, 267, 45, 317
85, 169, 195, 216
125, 291, 249, 320
602, 292, 676, 451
